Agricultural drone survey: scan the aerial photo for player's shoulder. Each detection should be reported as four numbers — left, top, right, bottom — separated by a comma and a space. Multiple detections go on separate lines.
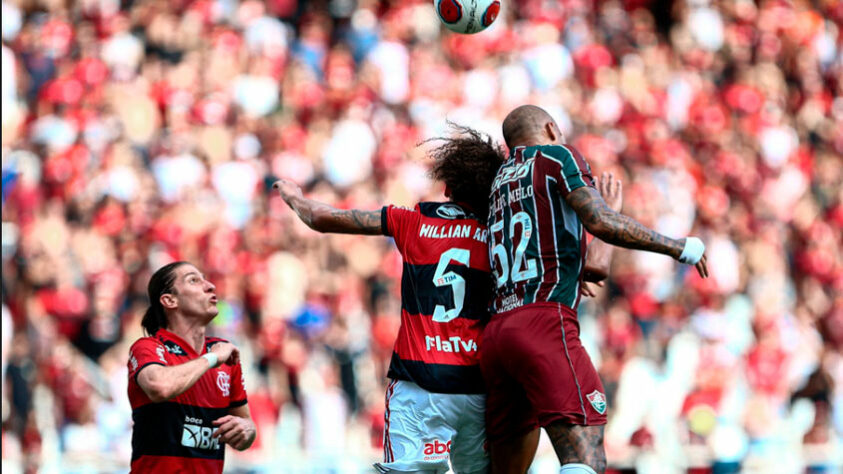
532, 144, 578, 163
129, 335, 163, 351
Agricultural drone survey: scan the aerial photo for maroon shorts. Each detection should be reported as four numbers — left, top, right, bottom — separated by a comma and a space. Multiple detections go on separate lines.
479, 302, 607, 442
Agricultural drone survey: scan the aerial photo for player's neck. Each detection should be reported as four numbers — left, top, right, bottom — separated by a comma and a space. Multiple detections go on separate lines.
165, 316, 208, 353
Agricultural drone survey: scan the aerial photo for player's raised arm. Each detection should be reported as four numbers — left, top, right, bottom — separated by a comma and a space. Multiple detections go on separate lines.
136, 341, 239, 402
272, 178, 382, 235
565, 183, 709, 278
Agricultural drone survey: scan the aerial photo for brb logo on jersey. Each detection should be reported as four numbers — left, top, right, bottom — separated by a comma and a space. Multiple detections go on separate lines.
181, 420, 221, 450
423, 439, 451, 461
216, 371, 230, 396
436, 204, 467, 220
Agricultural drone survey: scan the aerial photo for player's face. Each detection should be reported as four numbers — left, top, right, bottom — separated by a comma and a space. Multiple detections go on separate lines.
167, 264, 218, 321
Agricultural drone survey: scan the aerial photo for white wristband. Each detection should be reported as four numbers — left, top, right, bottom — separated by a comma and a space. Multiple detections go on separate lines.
678, 237, 705, 265
201, 353, 220, 368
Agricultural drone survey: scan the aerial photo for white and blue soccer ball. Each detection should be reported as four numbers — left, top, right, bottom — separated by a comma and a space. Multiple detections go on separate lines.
434, 0, 501, 34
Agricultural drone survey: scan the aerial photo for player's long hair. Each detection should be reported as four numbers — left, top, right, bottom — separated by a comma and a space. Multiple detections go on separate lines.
427, 123, 506, 218
142, 261, 188, 336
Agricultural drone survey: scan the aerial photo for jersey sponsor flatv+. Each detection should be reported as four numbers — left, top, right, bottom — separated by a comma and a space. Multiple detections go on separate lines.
487, 144, 595, 314
381, 202, 492, 394
127, 329, 247, 474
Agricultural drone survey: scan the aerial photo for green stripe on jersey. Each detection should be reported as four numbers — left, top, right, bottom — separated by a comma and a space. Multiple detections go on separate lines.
535, 145, 588, 192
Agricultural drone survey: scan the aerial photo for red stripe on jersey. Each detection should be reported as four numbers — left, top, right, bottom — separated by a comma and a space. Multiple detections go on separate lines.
131, 455, 223, 474
534, 152, 564, 302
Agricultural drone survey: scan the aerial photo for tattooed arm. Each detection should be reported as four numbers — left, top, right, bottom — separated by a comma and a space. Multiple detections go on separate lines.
272, 179, 382, 235
566, 185, 709, 278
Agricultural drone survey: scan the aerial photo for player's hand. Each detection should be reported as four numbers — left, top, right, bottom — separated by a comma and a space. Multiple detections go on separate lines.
210, 342, 240, 366
272, 178, 302, 203
212, 415, 256, 450
598, 171, 623, 213
695, 254, 709, 278
580, 280, 604, 298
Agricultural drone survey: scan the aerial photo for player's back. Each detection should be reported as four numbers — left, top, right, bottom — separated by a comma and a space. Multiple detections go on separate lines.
487, 144, 594, 314
382, 201, 492, 394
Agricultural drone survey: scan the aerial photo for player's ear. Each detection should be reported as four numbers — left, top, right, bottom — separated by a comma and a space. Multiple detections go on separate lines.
544, 122, 557, 142
160, 293, 178, 310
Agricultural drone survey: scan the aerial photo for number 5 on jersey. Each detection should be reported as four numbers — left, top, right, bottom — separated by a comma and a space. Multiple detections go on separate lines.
432, 248, 470, 323
490, 211, 538, 288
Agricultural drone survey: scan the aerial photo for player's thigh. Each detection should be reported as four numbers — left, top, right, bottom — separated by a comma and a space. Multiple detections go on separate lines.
448, 393, 488, 474
376, 380, 454, 474
479, 314, 539, 444
544, 422, 606, 473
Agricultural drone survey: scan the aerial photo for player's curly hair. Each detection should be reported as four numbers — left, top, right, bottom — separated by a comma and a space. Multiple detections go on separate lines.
427, 123, 506, 218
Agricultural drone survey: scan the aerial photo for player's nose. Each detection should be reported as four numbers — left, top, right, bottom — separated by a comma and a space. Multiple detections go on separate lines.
205, 280, 216, 293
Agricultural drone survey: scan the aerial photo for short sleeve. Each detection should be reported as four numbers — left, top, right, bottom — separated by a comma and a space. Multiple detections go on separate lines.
541, 145, 595, 197
229, 361, 248, 408
128, 338, 167, 382
382, 204, 421, 252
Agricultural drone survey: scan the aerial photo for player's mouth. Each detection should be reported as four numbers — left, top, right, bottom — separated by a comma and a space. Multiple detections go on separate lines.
210, 295, 218, 304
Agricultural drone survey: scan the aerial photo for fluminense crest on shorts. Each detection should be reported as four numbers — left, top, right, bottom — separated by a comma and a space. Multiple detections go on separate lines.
586, 390, 607, 415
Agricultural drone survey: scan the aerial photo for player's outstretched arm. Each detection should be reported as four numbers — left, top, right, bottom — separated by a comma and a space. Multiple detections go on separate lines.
582, 172, 622, 283
272, 178, 382, 235
137, 342, 239, 402
566, 185, 709, 278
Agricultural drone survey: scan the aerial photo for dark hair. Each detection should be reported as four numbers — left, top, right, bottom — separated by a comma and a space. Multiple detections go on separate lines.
142, 261, 188, 336
427, 123, 506, 217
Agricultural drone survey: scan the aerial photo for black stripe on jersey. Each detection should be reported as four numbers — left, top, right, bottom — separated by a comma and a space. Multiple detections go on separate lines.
381, 205, 390, 236
418, 202, 477, 221
400, 262, 492, 320
387, 353, 485, 394
229, 398, 248, 408
131, 402, 228, 461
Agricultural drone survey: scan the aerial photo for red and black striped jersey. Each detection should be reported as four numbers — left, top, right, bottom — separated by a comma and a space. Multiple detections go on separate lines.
381, 202, 492, 394
487, 144, 595, 314
127, 329, 247, 474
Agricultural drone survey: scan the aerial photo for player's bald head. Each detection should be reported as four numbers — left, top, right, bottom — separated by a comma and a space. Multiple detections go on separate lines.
502, 105, 562, 148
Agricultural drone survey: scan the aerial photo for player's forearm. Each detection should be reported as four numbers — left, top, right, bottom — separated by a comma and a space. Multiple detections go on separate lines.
281, 194, 382, 235
142, 357, 212, 402
590, 210, 683, 259
567, 187, 683, 259
583, 238, 613, 282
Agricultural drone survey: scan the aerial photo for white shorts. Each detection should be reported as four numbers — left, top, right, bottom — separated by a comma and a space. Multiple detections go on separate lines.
374, 379, 488, 474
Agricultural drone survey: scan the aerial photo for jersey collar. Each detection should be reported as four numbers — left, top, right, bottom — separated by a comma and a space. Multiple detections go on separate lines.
156, 328, 207, 356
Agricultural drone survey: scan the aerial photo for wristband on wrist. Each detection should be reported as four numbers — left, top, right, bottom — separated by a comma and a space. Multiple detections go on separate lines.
678, 237, 705, 265
201, 352, 219, 368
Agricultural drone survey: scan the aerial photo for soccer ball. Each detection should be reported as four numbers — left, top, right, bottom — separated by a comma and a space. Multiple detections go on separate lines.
435, 0, 501, 34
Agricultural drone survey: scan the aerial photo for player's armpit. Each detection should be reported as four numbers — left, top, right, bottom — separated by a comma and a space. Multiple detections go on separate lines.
565, 187, 684, 259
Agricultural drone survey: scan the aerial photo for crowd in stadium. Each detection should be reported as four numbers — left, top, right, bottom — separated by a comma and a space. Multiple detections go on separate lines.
1, 0, 842, 472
